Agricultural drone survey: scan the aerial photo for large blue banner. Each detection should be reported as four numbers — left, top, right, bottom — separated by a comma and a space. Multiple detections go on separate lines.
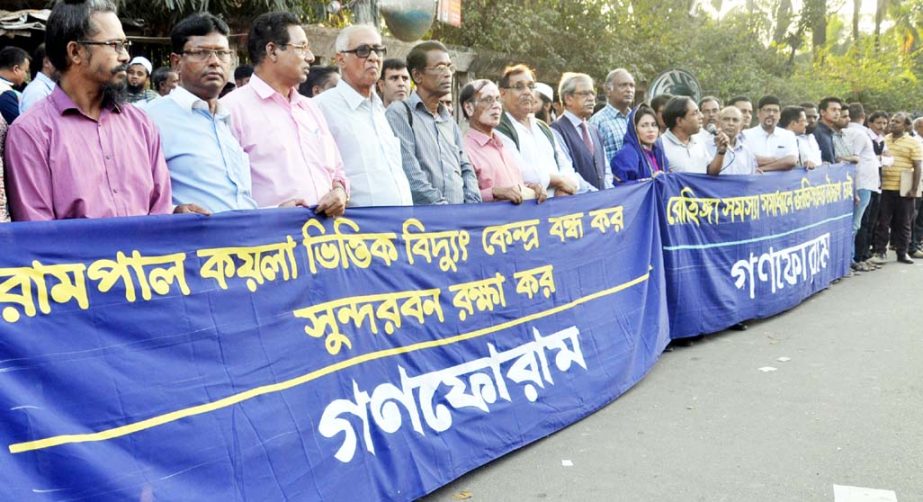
0, 183, 669, 501
657, 164, 854, 339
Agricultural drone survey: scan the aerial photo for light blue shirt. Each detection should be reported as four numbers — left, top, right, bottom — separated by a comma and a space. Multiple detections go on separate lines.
19, 72, 55, 115
145, 86, 258, 212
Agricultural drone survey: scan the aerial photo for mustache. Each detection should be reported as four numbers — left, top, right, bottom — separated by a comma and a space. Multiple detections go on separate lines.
112, 64, 129, 75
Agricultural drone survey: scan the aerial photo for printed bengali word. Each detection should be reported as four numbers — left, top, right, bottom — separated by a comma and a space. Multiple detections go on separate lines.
302, 218, 399, 274
548, 212, 584, 242
730, 233, 831, 299
197, 236, 298, 292
0, 261, 89, 324
293, 289, 444, 355
512, 265, 556, 300
481, 219, 541, 255
448, 273, 507, 321
318, 326, 587, 463
402, 218, 470, 273
588, 206, 625, 234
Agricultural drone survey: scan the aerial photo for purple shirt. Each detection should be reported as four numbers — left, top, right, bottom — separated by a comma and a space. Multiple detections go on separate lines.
3, 86, 172, 221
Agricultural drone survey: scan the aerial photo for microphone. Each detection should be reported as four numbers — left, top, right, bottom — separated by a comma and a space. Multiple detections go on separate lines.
705, 123, 718, 135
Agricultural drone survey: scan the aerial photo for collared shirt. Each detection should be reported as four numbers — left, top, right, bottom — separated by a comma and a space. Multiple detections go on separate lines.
705, 139, 758, 175
662, 129, 711, 174
843, 124, 879, 192
795, 133, 823, 167
832, 130, 853, 159
19, 71, 55, 115
497, 112, 594, 196
464, 128, 526, 202
553, 110, 614, 188
4, 86, 172, 221
222, 73, 349, 207
145, 86, 258, 212
315, 79, 412, 207
741, 125, 798, 159
589, 103, 630, 163
385, 91, 481, 204
0, 76, 21, 124
882, 134, 923, 191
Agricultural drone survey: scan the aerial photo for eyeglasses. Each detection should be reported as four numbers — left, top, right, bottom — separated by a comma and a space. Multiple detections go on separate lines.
503, 82, 536, 92
573, 90, 596, 99
78, 39, 132, 53
182, 49, 234, 62
341, 44, 387, 59
476, 96, 501, 106
424, 63, 455, 74
279, 43, 313, 56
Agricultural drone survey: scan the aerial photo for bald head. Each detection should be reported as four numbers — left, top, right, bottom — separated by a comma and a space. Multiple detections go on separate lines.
604, 68, 635, 111
718, 106, 744, 141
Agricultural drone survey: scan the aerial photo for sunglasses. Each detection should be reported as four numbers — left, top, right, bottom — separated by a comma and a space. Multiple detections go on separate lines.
341, 44, 387, 59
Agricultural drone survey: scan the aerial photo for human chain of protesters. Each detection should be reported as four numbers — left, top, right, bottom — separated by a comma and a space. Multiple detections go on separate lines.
1, 1, 921, 271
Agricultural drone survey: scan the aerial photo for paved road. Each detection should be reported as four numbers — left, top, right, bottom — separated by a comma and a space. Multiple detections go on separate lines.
423, 257, 922, 502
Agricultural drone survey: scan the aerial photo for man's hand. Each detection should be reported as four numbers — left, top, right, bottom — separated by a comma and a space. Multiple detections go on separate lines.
550, 175, 577, 196
492, 185, 523, 204
804, 160, 817, 170
714, 131, 730, 152
525, 182, 547, 203
315, 186, 347, 217
280, 198, 310, 208
174, 203, 211, 216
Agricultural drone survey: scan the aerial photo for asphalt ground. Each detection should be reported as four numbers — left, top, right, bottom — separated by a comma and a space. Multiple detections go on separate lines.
422, 253, 922, 502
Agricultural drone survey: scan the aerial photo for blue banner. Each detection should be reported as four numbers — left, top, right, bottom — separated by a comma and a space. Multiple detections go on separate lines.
0, 183, 669, 501
657, 164, 854, 339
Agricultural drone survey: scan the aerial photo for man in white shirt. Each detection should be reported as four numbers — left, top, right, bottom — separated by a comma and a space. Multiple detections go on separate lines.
661, 96, 727, 174
19, 44, 56, 114
495, 64, 593, 196
315, 25, 412, 207
705, 107, 757, 176
779, 105, 821, 168
741, 95, 797, 171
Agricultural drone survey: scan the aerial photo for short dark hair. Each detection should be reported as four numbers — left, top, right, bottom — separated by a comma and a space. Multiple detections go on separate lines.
499, 64, 533, 89
380, 58, 406, 80
46, 0, 118, 72
699, 95, 721, 109
818, 96, 843, 112
234, 64, 253, 81
663, 96, 693, 130
171, 12, 229, 55
299, 65, 338, 97
868, 111, 889, 123
0, 46, 30, 71
757, 95, 781, 109
848, 102, 865, 121
151, 66, 173, 90
779, 106, 805, 129
248, 11, 301, 66
728, 95, 751, 107
31, 44, 46, 78
800, 102, 818, 111
649, 93, 673, 112
406, 40, 448, 83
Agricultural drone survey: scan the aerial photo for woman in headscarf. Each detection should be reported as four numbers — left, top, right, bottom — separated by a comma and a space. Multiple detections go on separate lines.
610, 103, 668, 184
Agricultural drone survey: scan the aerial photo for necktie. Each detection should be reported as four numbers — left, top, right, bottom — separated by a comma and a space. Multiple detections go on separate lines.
580, 121, 595, 155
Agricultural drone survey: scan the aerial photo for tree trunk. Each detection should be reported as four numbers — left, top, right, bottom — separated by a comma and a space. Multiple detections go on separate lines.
852, 0, 860, 42
875, 0, 888, 53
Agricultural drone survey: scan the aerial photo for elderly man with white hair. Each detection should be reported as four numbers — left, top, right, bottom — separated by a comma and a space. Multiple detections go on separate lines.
550, 72, 612, 190
315, 24, 412, 207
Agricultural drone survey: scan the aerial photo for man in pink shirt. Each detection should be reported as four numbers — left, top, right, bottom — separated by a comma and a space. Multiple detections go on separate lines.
3, 0, 204, 221
221, 11, 349, 217
460, 79, 546, 204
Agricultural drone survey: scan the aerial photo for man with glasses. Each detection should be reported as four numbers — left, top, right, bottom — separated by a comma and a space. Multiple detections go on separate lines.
589, 68, 635, 164
146, 13, 284, 214
550, 72, 611, 190
385, 40, 480, 205
222, 11, 349, 217
741, 95, 797, 171
461, 79, 545, 204
3, 0, 201, 220
315, 25, 411, 207
495, 64, 591, 197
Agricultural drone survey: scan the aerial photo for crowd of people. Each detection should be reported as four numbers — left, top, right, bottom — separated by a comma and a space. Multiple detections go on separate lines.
1, 0, 921, 272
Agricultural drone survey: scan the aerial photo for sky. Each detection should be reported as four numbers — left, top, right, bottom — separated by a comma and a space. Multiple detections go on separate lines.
695, 0, 888, 33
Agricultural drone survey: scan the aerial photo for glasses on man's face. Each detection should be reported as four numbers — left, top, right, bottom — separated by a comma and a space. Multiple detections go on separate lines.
182, 48, 234, 63
279, 42, 313, 56
573, 90, 596, 99
504, 82, 535, 92
424, 63, 455, 74
341, 44, 387, 59
476, 96, 501, 107
78, 39, 132, 53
